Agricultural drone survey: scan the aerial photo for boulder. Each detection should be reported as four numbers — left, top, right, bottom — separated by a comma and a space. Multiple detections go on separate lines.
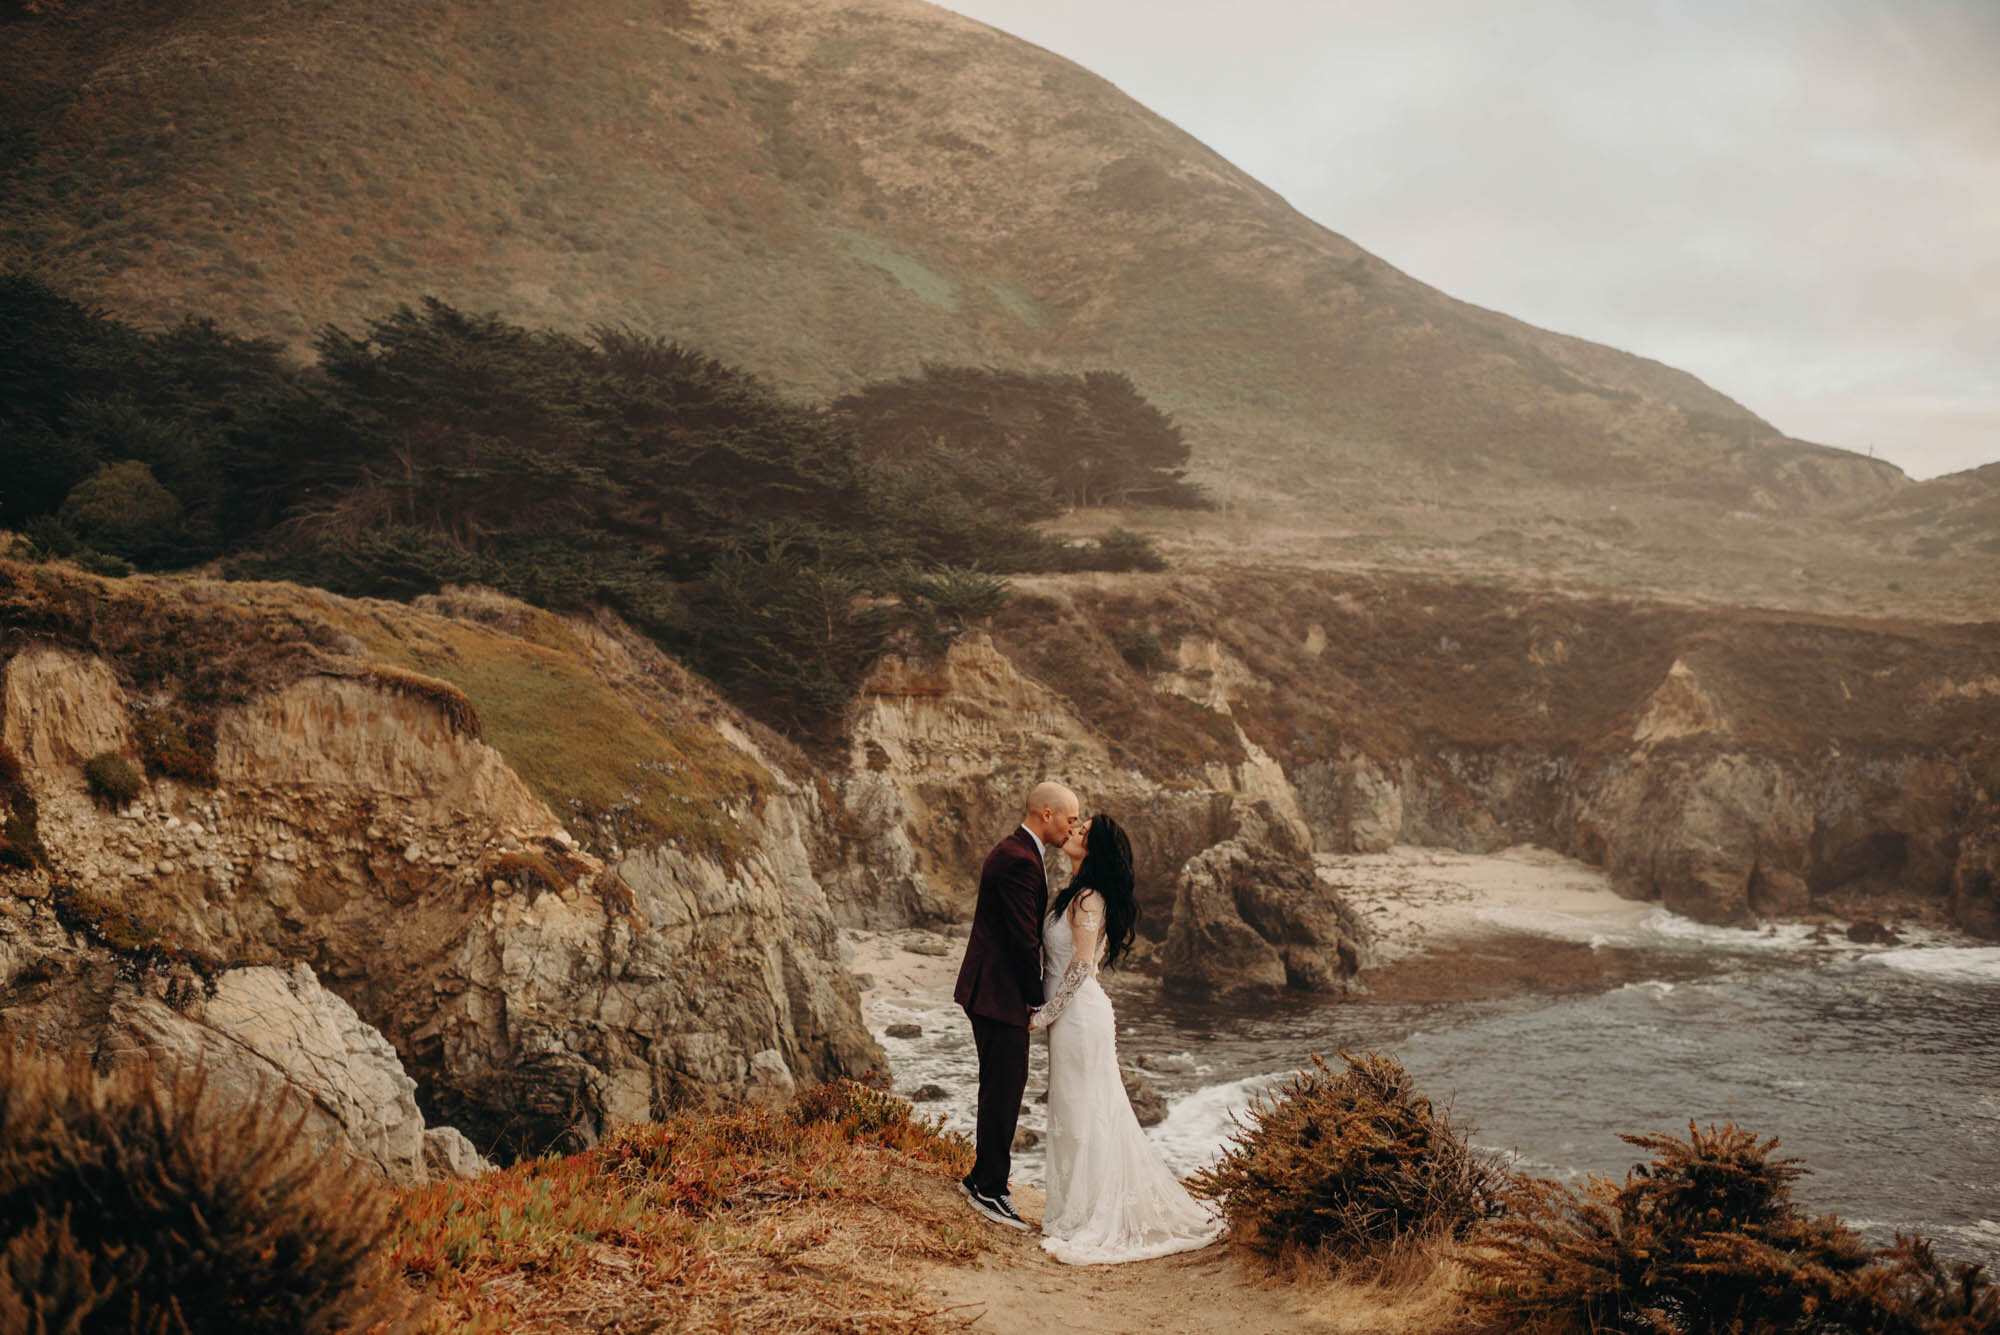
424, 1125, 494, 1180
885, 1022, 922, 1039
743, 1048, 798, 1109
2, 933, 435, 1187
1163, 802, 1369, 996
1120, 1066, 1167, 1127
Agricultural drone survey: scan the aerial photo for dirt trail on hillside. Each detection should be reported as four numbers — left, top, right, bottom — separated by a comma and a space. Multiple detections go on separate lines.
910, 1184, 1332, 1335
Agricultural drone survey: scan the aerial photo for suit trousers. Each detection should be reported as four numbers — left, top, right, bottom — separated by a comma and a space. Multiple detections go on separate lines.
966, 1010, 1030, 1196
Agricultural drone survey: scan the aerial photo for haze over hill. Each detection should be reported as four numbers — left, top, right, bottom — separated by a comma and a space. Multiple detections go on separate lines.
1, 0, 1918, 513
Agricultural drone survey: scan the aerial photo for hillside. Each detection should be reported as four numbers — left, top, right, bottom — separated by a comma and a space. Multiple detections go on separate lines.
0, 0, 1910, 528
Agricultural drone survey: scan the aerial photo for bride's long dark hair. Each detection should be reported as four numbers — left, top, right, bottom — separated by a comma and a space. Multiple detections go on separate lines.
1050, 814, 1138, 969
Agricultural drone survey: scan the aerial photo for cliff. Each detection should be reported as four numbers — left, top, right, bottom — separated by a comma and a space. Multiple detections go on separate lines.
0, 561, 879, 1166
3, 555, 1994, 1171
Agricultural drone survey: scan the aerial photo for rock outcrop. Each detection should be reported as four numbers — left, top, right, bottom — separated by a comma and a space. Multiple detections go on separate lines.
0, 885, 445, 1184
0, 565, 880, 1159
990, 571, 2000, 940
1163, 803, 1369, 996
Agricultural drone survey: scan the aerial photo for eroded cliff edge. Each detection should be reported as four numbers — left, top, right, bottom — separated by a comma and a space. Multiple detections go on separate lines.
0, 564, 878, 1164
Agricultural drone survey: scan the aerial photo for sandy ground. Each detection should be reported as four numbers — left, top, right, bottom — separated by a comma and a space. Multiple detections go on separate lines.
852, 844, 1662, 1332
907, 1180, 1336, 1335
1315, 844, 1652, 962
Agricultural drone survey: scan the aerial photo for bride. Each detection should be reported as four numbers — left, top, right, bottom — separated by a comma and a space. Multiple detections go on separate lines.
1029, 814, 1225, 1265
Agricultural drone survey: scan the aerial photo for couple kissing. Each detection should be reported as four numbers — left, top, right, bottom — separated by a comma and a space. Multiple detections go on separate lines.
952, 781, 1224, 1265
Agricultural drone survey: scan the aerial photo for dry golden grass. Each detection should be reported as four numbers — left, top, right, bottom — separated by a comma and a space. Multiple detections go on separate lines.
1273, 1236, 1492, 1335
391, 1092, 980, 1335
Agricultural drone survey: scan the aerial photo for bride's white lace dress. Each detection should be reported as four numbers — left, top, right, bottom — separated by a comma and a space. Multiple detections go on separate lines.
1032, 890, 1225, 1265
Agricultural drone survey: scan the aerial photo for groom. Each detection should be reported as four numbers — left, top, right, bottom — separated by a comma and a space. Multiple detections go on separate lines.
953, 780, 1080, 1230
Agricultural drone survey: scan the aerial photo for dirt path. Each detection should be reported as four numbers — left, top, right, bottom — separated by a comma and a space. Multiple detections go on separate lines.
910, 1184, 1334, 1335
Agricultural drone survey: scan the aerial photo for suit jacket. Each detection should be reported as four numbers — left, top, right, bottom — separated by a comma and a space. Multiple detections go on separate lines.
953, 826, 1048, 1026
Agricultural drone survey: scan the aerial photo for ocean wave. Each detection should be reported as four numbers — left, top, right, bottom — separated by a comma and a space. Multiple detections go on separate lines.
1148, 1071, 1288, 1175
1632, 910, 1824, 952
1864, 947, 2000, 985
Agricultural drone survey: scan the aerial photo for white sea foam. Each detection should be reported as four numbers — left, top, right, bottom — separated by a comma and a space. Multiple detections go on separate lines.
1148, 1071, 1288, 1175
1630, 910, 1824, 952
1865, 947, 2000, 985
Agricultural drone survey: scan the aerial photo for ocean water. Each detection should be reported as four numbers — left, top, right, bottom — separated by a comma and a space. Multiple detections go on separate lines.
871, 912, 2000, 1266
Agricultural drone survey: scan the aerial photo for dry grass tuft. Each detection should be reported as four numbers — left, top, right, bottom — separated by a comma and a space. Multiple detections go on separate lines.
0, 1046, 406, 1334
391, 1088, 978, 1333
359, 665, 483, 740
1283, 1235, 1491, 1335
1469, 1121, 2000, 1335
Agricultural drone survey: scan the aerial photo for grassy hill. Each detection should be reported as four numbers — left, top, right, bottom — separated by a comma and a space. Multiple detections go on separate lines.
0, 0, 1910, 523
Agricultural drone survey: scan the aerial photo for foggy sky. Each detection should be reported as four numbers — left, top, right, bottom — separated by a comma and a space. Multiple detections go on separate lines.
941, 0, 1998, 481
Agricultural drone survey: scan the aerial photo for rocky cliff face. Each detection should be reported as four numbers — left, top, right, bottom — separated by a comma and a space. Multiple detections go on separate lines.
979, 571, 2000, 942
4, 556, 1992, 1162
0, 562, 879, 1163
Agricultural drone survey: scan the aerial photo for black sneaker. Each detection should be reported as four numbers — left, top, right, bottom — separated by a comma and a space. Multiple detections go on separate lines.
959, 1178, 1030, 1231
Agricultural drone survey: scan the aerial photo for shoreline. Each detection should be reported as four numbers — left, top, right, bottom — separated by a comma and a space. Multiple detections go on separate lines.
850, 842, 1733, 1023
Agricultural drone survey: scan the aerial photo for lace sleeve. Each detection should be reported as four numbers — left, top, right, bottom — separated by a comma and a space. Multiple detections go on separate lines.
1030, 893, 1105, 1032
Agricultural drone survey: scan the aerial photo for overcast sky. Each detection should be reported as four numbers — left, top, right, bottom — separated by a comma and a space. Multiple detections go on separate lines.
941, 0, 1998, 481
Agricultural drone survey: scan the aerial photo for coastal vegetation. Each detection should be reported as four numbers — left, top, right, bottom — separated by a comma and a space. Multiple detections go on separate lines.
0, 274, 1199, 732
0, 1047, 401, 1335
5, 1043, 1990, 1333
1188, 1052, 1498, 1261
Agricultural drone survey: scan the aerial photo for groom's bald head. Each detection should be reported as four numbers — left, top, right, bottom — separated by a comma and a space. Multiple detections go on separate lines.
1023, 781, 1080, 846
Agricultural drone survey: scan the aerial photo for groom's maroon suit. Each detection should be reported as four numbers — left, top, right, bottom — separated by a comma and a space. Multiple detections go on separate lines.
954, 825, 1048, 1197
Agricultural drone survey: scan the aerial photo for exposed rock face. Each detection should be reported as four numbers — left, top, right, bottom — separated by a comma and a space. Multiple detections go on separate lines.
104, 963, 431, 1185
424, 1125, 494, 1180
0, 574, 881, 1160
828, 633, 1266, 935
1163, 803, 1369, 996
0, 888, 430, 1184
992, 572, 2000, 940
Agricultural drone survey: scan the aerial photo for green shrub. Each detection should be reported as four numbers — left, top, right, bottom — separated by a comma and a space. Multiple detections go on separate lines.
887, 561, 1012, 656
1111, 620, 1166, 671
56, 459, 183, 560
1065, 526, 1169, 573
1187, 1052, 1496, 1262
0, 1047, 404, 1334
82, 751, 143, 808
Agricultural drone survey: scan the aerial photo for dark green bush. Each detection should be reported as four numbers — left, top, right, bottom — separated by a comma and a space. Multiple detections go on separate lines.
1111, 620, 1166, 671
0, 1047, 404, 1334
1187, 1051, 1497, 1262
82, 751, 142, 808
1062, 526, 1169, 573
1467, 1122, 2000, 1335
56, 459, 183, 560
